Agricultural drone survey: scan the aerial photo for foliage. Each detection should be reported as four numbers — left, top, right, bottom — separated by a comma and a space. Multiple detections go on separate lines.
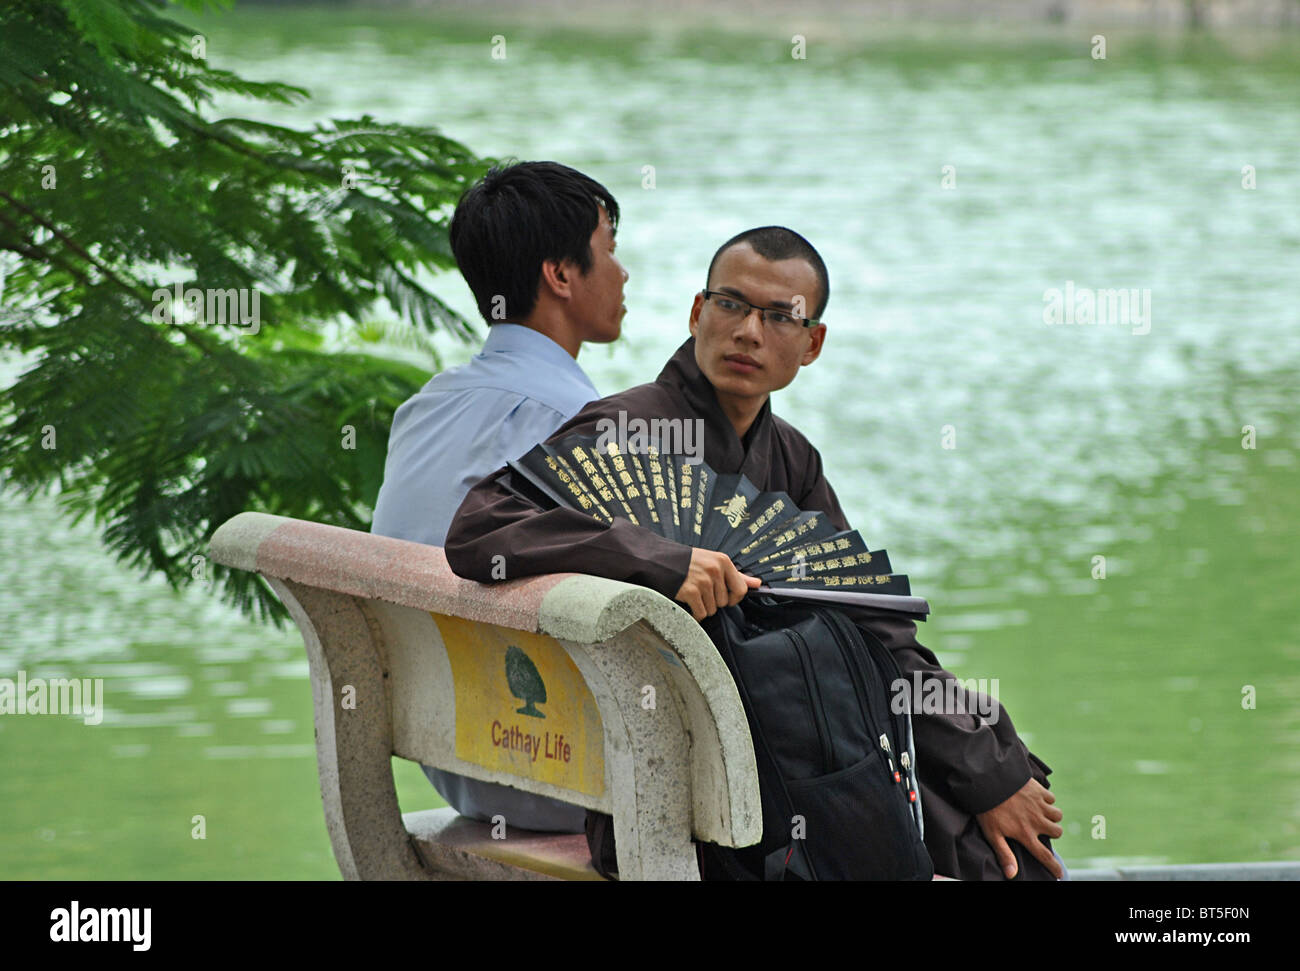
0, 0, 488, 623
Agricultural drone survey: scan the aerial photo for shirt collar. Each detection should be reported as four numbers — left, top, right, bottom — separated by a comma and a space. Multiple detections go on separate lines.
479, 323, 599, 397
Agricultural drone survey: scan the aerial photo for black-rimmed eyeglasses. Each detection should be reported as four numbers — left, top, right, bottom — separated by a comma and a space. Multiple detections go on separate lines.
700, 289, 822, 334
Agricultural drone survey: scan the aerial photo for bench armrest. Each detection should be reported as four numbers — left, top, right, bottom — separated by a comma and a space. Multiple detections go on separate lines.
209, 511, 761, 880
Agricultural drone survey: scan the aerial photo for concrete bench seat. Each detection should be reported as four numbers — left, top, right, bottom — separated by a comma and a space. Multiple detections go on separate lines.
208, 511, 762, 881
403, 807, 603, 880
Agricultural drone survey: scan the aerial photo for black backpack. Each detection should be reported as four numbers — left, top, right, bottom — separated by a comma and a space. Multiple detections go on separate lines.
586, 596, 934, 880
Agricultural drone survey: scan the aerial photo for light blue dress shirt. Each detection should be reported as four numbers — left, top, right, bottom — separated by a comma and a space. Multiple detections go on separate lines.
371, 323, 599, 832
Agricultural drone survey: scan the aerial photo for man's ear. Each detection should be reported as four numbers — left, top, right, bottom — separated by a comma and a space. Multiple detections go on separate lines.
801, 323, 826, 366
539, 258, 572, 300
688, 290, 704, 339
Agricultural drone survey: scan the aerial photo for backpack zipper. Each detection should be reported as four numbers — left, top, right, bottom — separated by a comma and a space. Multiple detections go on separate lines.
816, 608, 897, 782
828, 608, 921, 810
788, 628, 834, 775
900, 750, 919, 809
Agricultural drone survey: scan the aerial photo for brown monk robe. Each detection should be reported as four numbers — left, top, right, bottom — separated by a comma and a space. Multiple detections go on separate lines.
445, 336, 1058, 880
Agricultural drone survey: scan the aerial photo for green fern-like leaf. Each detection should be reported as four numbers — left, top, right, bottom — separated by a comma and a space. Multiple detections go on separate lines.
0, 0, 491, 625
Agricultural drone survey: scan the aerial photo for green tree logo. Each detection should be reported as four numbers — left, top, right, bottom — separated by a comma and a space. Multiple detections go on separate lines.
505, 646, 547, 718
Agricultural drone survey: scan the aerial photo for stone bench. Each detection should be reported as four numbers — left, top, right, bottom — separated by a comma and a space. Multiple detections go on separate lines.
208, 511, 762, 880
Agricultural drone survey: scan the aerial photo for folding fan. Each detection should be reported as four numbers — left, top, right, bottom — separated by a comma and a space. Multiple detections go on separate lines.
500, 433, 930, 618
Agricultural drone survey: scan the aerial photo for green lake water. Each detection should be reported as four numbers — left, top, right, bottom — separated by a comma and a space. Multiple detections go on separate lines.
2, 5, 1298, 878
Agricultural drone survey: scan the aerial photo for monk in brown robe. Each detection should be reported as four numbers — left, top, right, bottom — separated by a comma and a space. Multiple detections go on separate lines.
445, 227, 1065, 880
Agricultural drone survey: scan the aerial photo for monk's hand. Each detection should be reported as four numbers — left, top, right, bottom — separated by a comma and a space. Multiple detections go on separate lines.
674, 548, 761, 621
975, 778, 1064, 879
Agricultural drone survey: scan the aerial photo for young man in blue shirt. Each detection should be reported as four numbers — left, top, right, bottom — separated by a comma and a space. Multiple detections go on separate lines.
371, 160, 628, 832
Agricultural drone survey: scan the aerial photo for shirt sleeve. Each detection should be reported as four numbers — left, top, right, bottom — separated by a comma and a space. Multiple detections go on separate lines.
493, 400, 571, 471
443, 398, 696, 598
444, 472, 694, 596
789, 443, 1046, 816
842, 605, 1046, 816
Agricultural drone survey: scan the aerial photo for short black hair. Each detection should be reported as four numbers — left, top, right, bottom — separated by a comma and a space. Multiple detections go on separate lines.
705, 226, 830, 320
449, 160, 620, 325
